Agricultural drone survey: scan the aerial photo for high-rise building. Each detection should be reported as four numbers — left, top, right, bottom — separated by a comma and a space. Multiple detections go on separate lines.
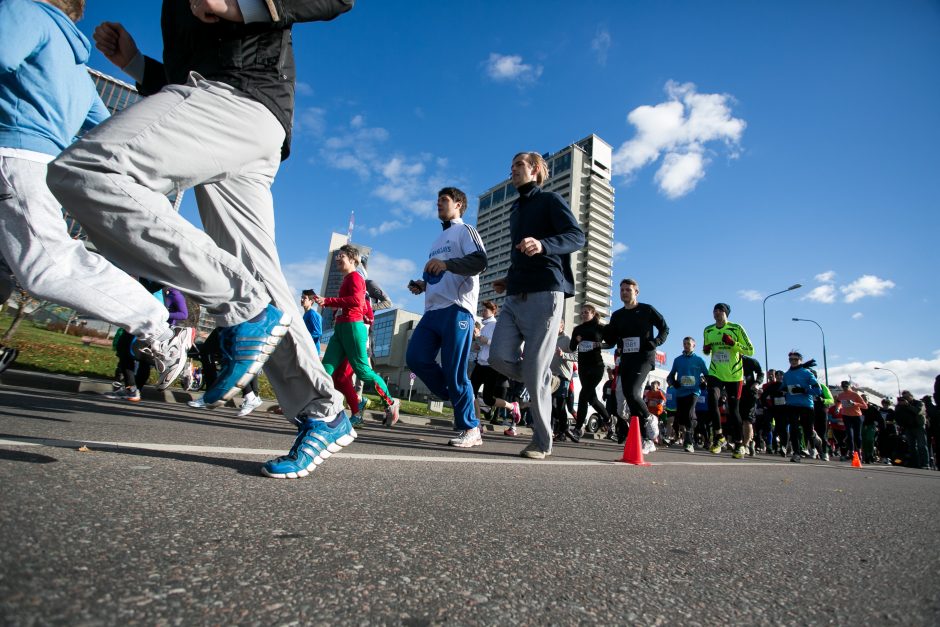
476, 134, 615, 329
319, 232, 372, 334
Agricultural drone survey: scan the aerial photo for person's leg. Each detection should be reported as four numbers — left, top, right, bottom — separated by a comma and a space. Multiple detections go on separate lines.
579, 364, 610, 429
331, 359, 359, 413
436, 306, 477, 432
0, 156, 169, 339
487, 295, 525, 384
497, 292, 562, 454
406, 311, 447, 400
724, 380, 744, 446
338, 321, 395, 407
706, 376, 724, 447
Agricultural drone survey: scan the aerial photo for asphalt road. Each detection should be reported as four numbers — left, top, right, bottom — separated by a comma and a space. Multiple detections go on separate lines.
1, 384, 939, 626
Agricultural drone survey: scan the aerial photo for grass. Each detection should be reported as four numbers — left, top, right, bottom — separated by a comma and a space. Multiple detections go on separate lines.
1, 313, 452, 417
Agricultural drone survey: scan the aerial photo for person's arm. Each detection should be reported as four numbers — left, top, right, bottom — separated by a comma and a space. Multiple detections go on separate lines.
444, 225, 487, 276
164, 290, 188, 322
80, 93, 111, 134
648, 305, 669, 350
735, 324, 755, 356
540, 194, 586, 256
322, 273, 365, 309
261, 0, 354, 25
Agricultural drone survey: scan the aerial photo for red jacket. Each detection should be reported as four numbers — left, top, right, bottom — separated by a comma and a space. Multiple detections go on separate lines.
322, 271, 366, 323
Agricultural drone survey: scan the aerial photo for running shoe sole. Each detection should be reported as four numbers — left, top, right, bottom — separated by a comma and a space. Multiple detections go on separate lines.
261, 427, 357, 479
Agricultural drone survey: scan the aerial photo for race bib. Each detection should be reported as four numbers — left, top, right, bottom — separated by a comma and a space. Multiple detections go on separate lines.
773, 397, 786, 406
712, 351, 730, 363
841, 399, 854, 408
680, 375, 696, 387
622, 337, 640, 353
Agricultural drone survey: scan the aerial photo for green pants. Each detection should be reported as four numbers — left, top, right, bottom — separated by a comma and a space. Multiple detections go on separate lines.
322, 321, 392, 403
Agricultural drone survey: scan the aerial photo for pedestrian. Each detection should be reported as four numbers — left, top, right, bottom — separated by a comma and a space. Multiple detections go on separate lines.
50, 0, 356, 479
0, 0, 196, 393
702, 303, 754, 459
550, 320, 578, 441
488, 151, 585, 460
405, 187, 487, 448
469, 301, 519, 433
601, 278, 669, 452
301, 289, 322, 354
895, 391, 929, 469
667, 337, 708, 452
570, 304, 613, 441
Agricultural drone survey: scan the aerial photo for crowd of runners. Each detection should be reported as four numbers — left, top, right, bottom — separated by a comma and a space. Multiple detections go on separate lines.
1, 0, 936, 479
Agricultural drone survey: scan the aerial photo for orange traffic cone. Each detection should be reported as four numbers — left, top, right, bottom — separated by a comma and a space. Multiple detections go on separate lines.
620, 415, 651, 466
851, 451, 862, 468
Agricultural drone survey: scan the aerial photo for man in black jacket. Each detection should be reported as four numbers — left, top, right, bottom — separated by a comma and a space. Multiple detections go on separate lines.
47, 0, 356, 480
489, 151, 585, 460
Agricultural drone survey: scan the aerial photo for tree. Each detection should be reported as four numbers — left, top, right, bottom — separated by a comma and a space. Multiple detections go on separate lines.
1, 286, 40, 343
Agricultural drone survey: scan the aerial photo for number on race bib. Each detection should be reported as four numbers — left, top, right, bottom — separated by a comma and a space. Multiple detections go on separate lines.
622, 337, 640, 353
680, 376, 696, 387
713, 351, 730, 363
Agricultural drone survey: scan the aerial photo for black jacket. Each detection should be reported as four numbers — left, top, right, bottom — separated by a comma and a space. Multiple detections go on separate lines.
505, 184, 584, 297
139, 0, 354, 160
570, 317, 607, 368
602, 303, 668, 367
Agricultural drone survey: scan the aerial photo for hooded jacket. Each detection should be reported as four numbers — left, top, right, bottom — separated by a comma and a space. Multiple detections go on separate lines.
0, 0, 109, 155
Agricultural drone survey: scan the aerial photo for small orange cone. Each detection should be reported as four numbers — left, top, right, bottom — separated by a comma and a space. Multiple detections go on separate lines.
851, 451, 862, 468
620, 415, 651, 466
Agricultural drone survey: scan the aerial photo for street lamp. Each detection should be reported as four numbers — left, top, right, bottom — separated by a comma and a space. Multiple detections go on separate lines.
762, 283, 802, 372
792, 317, 828, 386
873, 366, 901, 397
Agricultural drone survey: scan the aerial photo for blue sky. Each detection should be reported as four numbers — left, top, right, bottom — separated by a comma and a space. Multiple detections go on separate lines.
79, 1, 940, 397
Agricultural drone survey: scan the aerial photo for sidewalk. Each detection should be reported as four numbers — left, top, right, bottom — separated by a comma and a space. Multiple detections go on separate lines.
0, 368, 531, 435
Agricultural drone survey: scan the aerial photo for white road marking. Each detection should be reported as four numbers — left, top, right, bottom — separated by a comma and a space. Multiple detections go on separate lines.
0, 436, 808, 467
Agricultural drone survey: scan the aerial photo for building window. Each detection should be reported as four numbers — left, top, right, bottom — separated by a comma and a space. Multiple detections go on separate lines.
372, 315, 394, 358
479, 194, 492, 211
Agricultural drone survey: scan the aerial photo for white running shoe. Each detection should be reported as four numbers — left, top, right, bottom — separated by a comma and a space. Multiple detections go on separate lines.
140, 327, 196, 390
188, 396, 207, 409
641, 439, 656, 455
449, 427, 483, 448
237, 394, 263, 417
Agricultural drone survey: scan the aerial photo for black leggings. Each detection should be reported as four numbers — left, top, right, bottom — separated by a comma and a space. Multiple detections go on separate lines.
618, 360, 653, 437
470, 363, 509, 407
116, 331, 150, 389
707, 377, 743, 444
576, 363, 610, 429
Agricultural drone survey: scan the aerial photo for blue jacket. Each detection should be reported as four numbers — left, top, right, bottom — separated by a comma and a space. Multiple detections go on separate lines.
667, 352, 708, 397
303, 309, 322, 353
781, 367, 821, 409
0, 0, 109, 155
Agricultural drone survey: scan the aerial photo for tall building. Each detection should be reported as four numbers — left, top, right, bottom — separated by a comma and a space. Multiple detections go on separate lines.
476, 134, 615, 329
319, 232, 372, 334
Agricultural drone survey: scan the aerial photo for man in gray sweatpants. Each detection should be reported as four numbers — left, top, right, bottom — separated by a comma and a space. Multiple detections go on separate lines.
489, 151, 585, 459
47, 0, 357, 480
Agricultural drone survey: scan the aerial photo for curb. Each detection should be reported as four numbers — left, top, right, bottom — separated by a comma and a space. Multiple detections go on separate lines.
0, 368, 534, 434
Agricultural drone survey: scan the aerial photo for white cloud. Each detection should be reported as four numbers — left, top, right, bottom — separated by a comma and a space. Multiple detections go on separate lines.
815, 270, 836, 283
828, 355, 940, 399
801, 284, 837, 304
612, 241, 629, 259
841, 274, 895, 303
282, 258, 326, 300
295, 106, 326, 136
484, 53, 543, 85
654, 151, 706, 199
318, 116, 453, 229
738, 289, 762, 302
591, 27, 611, 65
612, 80, 745, 199
851, 312, 863, 320
296, 82, 314, 97
363, 252, 418, 303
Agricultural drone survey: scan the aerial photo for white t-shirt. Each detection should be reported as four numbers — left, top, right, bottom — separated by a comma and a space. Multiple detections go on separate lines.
423, 217, 485, 315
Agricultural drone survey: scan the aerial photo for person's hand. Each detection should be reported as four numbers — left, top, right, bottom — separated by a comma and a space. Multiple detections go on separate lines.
644, 340, 657, 351
556, 347, 563, 356
515, 237, 543, 257
492, 278, 507, 294
424, 258, 447, 275
94, 22, 139, 69
313, 295, 324, 306
791, 385, 806, 394
192, 0, 244, 24
721, 333, 735, 346
703, 344, 712, 355
407, 280, 426, 295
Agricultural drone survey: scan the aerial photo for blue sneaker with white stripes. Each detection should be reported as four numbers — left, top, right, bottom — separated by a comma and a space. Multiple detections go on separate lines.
261, 413, 357, 479
203, 304, 290, 407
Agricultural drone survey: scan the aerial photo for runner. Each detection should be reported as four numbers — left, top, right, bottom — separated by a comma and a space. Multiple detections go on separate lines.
667, 336, 708, 452
780, 350, 822, 463
702, 303, 754, 459
405, 187, 487, 448
315, 245, 400, 426
570, 304, 612, 441
602, 278, 669, 454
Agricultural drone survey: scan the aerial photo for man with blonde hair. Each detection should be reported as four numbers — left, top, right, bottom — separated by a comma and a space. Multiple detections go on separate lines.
489, 151, 585, 459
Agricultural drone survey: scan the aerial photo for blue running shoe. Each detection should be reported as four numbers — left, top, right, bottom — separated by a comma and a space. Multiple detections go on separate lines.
203, 304, 291, 407
261, 413, 357, 479
349, 413, 364, 427
357, 397, 369, 414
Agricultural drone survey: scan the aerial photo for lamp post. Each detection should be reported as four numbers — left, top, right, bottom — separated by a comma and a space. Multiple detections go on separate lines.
762, 283, 802, 372
792, 317, 828, 386
873, 366, 901, 397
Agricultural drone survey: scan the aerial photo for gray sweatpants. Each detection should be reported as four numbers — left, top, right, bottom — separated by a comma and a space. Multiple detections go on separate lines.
489, 291, 563, 453
0, 155, 169, 338
47, 74, 343, 420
